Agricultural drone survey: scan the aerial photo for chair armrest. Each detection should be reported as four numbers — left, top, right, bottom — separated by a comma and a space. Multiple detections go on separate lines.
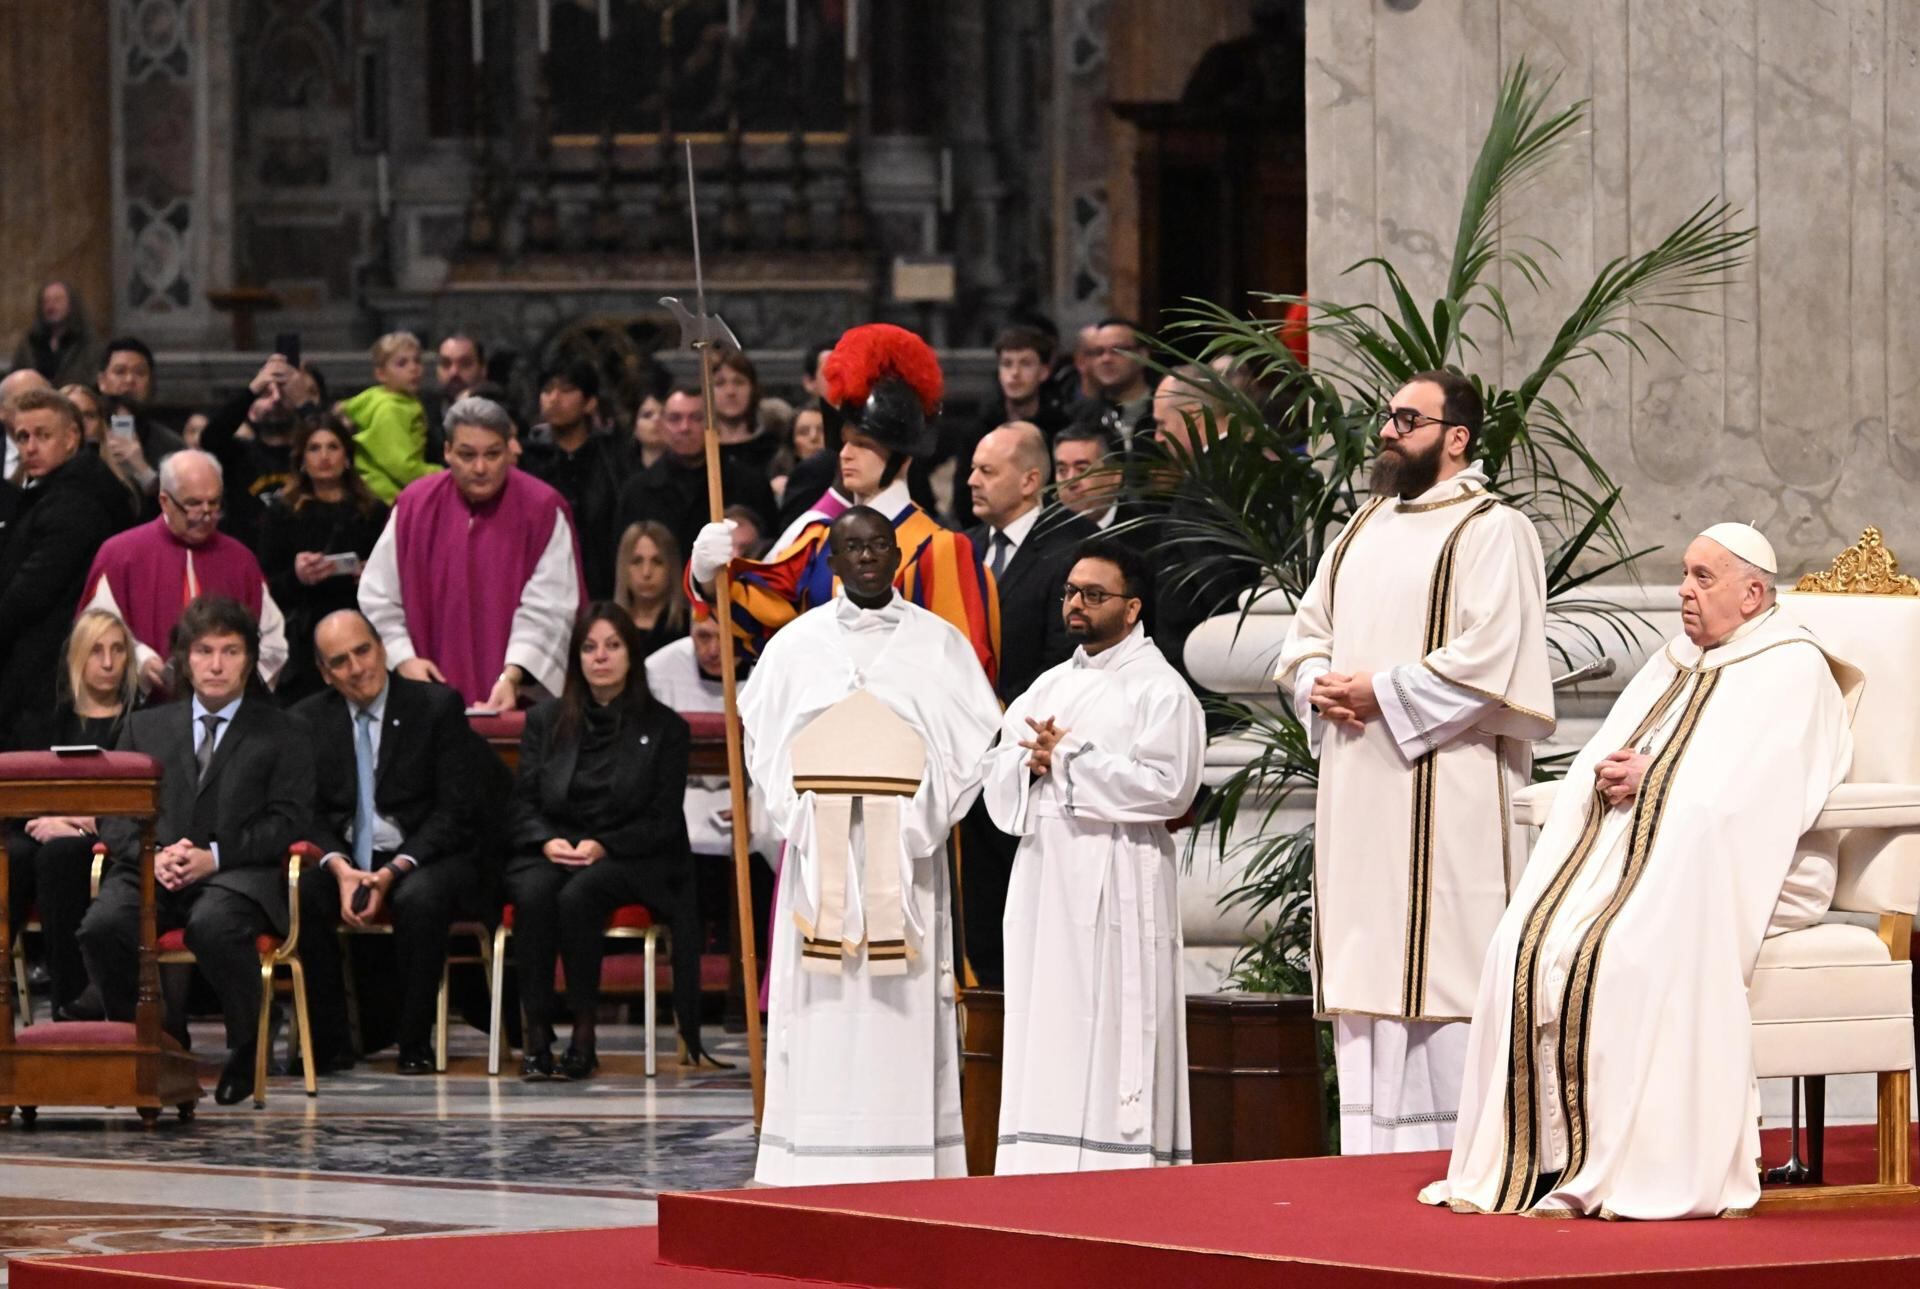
1512, 781, 1560, 827
1810, 783, 1920, 832
284, 842, 322, 957
90, 842, 106, 899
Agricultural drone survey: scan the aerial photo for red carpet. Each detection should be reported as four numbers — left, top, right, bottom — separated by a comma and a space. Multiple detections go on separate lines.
17, 1126, 1919, 1288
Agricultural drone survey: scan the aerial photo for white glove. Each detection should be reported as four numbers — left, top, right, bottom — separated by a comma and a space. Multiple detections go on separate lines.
690, 520, 738, 585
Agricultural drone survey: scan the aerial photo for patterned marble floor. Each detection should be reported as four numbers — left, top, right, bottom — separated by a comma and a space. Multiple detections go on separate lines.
0, 1019, 759, 1283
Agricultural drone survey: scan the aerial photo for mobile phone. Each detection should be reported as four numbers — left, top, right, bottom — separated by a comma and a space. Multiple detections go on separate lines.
109, 413, 136, 441
51, 744, 104, 756
324, 552, 362, 576
274, 331, 302, 370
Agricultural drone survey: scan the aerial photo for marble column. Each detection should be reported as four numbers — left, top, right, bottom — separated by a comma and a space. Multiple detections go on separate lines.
1306, 0, 1920, 576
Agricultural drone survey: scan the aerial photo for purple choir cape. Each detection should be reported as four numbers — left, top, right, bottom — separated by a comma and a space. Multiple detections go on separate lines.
389, 469, 586, 705
80, 516, 266, 650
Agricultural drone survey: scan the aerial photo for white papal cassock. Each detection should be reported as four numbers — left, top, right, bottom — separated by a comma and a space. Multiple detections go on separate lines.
1274, 464, 1555, 1153
984, 624, 1205, 1173
1424, 606, 1859, 1219
742, 592, 1001, 1185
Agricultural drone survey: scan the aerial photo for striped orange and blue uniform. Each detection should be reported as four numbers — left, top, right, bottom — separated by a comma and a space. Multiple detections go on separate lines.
709, 499, 1000, 688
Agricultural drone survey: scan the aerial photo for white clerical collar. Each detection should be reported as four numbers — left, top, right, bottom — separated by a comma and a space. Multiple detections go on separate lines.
1093, 502, 1119, 531
1668, 604, 1788, 671
995, 504, 1042, 552
833, 588, 908, 631
855, 478, 913, 519
1073, 622, 1147, 671
1394, 461, 1490, 512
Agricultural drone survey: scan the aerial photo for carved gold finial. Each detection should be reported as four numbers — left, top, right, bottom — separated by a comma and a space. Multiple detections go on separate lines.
1794, 527, 1920, 595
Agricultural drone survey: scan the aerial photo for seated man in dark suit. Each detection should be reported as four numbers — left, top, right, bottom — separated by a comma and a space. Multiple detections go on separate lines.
960, 420, 1096, 987
79, 595, 314, 1106
292, 609, 488, 1076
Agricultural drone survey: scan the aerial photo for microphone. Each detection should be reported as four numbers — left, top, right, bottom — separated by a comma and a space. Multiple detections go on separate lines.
1551, 656, 1617, 690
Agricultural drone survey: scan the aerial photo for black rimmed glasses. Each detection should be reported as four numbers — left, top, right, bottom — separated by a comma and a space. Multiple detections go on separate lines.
1377, 407, 1459, 437
1062, 582, 1124, 607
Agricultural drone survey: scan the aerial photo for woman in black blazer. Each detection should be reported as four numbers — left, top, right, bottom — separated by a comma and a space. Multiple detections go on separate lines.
505, 603, 700, 1080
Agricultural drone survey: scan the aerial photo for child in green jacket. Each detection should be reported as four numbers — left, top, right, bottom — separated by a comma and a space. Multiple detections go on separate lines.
341, 332, 438, 502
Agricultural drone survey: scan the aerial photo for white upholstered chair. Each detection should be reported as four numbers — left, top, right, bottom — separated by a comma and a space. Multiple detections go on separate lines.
1514, 529, 1920, 1205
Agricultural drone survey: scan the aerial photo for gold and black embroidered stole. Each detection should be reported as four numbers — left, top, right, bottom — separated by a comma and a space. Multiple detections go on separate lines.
1400, 498, 1498, 1017
1549, 668, 1720, 1187
1324, 496, 1386, 616
1486, 667, 1700, 1213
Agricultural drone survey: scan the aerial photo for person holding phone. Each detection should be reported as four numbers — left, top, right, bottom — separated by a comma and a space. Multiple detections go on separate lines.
258, 417, 389, 704
200, 347, 324, 549
503, 604, 699, 1080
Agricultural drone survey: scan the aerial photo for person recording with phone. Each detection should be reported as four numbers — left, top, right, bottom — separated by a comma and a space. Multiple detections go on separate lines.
258, 416, 388, 705
200, 342, 326, 549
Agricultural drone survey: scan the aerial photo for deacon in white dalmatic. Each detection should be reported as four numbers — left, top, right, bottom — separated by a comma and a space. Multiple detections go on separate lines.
985, 537, 1205, 1173
1274, 370, 1556, 1155
742, 506, 1002, 1185
1424, 524, 1860, 1220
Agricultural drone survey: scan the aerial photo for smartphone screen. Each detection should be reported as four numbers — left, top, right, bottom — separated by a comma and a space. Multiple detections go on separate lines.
109, 413, 136, 440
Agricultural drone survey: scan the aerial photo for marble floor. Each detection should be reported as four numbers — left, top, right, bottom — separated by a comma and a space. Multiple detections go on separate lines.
0, 1018, 759, 1283
0, 1012, 1903, 1285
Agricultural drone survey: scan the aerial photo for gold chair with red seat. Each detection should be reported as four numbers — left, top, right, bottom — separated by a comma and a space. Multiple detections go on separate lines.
89, 840, 319, 1108
487, 901, 662, 1077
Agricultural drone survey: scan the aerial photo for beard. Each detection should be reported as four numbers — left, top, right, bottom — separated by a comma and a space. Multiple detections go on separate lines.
1369, 435, 1445, 500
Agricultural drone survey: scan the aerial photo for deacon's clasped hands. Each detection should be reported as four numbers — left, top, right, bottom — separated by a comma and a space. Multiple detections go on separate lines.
1309, 671, 1380, 731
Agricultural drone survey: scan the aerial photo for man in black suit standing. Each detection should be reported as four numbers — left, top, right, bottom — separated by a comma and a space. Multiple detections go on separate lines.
960, 421, 1096, 986
79, 596, 314, 1106
292, 609, 490, 1076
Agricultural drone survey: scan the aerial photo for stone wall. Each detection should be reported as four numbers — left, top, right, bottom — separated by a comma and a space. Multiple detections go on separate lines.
1306, 0, 1920, 576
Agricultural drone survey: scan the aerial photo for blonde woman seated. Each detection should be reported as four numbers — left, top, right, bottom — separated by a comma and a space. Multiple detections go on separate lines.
6, 609, 141, 1019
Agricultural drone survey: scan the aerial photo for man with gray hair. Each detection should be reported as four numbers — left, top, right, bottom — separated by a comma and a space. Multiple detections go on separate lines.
359, 396, 585, 710
1427, 522, 1860, 1220
79, 447, 288, 692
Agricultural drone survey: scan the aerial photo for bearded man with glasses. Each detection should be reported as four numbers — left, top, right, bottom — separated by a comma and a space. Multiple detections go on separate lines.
983, 536, 1204, 1174
79, 448, 290, 694
1273, 369, 1555, 1156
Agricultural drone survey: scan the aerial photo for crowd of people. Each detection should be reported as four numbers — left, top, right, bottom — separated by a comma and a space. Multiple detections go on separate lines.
1, 282, 1236, 1131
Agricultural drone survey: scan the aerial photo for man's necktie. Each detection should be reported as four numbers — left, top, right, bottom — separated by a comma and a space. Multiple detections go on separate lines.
353, 709, 377, 871
195, 713, 223, 781
989, 531, 1011, 579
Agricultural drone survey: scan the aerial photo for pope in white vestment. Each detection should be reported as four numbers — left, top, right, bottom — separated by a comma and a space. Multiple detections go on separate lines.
1427, 526, 1860, 1220
1275, 377, 1555, 1155
985, 546, 1205, 1173
742, 508, 1001, 1186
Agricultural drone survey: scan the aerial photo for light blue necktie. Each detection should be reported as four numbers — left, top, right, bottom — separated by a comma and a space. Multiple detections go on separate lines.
352, 709, 377, 871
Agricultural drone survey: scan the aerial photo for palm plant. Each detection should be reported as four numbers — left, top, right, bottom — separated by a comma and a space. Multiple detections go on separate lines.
1136, 59, 1755, 994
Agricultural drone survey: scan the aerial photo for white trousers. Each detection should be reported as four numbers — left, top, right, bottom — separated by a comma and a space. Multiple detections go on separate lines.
1334, 1015, 1469, 1155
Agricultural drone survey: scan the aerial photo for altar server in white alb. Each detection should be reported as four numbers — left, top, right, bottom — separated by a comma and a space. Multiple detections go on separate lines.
1274, 369, 1555, 1155
986, 536, 1204, 1174
742, 506, 1002, 1185
1426, 524, 1859, 1220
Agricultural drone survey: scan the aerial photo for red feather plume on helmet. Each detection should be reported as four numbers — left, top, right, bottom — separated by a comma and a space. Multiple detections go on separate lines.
821, 324, 944, 416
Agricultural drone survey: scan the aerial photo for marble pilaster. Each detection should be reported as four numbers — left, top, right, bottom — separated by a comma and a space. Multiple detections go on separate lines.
1306, 0, 1920, 574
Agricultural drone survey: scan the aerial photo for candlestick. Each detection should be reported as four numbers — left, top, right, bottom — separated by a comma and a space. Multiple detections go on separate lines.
376, 153, 391, 217
844, 0, 857, 60
598, 0, 610, 42
470, 0, 483, 63
537, 0, 549, 53
786, 0, 798, 48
